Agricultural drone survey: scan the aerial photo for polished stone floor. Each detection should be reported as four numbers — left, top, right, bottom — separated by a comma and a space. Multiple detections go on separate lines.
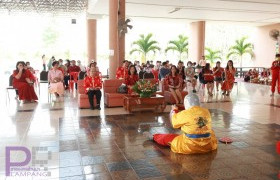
0, 81, 279, 180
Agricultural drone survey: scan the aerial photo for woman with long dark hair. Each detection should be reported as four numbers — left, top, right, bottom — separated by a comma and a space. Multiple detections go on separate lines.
125, 65, 139, 94
166, 65, 183, 104
221, 60, 236, 96
213, 61, 224, 92
12, 61, 38, 103
201, 63, 214, 96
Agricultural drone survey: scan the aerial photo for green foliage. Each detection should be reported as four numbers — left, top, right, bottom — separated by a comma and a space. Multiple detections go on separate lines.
165, 35, 189, 60
130, 33, 161, 63
205, 47, 222, 66
226, 37, 254, 67
42, 26, 59, 47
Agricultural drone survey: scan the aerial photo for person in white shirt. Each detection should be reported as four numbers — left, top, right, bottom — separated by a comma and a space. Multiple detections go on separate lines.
198, 55, 206, 67
77, 60, 86, 72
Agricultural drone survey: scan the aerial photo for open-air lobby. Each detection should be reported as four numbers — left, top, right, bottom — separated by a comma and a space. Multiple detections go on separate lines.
0, 0, 280, 179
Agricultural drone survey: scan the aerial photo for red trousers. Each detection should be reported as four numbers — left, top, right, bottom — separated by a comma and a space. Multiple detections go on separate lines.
271, 71, 280, 93
153, 134, 179, 146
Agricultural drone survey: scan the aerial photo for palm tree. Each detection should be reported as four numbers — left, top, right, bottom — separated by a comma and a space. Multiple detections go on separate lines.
129, 33, 161, 63
165, 35, 188, 60
205, 47, 222, 66
227, 37, 254, 67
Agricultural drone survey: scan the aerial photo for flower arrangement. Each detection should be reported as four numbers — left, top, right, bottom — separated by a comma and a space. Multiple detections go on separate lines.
132, 80, 157, 98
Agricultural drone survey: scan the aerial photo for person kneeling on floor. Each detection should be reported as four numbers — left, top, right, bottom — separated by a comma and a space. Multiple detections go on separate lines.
144, 93, 217, 154
84, 67, 102, 110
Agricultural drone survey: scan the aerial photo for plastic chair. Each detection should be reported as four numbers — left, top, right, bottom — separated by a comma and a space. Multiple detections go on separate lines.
69, 72, 79, 92
6, 75, 15, 103
39, 71, 48, 95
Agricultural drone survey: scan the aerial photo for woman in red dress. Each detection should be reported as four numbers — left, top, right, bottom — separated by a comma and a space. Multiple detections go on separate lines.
84, 68, 102, 110
125, 65, 139, 94
13, 61, 38, 103
166, 65, 183, 104
222, 60, 236, 96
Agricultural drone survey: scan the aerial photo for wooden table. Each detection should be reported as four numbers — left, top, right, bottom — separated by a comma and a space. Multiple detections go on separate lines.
123, 94, 166, 113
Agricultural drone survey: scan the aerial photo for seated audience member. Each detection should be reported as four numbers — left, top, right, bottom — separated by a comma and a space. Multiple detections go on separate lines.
65, 60, 81, 89
84, 68, 102, 110
244, 69, 252, 82
143, 93, 217, 154
26, 61, 35, 74
152, 63, 160, 82
58, 59, 67, 75
13, 61, 38, 103
116, 60, 129, 79
166, 65, 184, 104
177, 61, 186, 80
144, 61, 153, 73
250, 68, 259, 83
48, 56, 56, 71
159, 61, 170, 80
201, 63, 214, 96
48, 61, 64, 99
213, 61, 224, 91
177, 61, 186, 90
77, 60, 86, 72
261, 68, 269, 78
125, 65, 139, 94
64, 59, 71, 69
138, 65, 146, 79
134, 61, 141, 73
185, 61, 197, 93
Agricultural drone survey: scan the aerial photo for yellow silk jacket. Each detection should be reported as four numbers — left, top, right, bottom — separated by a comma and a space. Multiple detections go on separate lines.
170, 106, 218, 154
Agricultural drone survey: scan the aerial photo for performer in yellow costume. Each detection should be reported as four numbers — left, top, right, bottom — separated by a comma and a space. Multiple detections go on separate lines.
144, 93, 217, 154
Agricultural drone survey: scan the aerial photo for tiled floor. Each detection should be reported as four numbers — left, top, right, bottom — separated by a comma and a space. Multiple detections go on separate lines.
0, 80, 279, 180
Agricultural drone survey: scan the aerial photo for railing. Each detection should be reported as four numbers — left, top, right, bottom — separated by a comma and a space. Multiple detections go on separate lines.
235, 67, 267, 77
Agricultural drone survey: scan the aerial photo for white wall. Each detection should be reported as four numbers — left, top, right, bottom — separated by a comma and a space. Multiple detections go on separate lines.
253, 23, 280, 68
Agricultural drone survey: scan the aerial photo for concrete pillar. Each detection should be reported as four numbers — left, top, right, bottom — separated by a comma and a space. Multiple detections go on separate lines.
118, 0, 125, 67
189, 21, 205, 63
87, 19, 97, 65
109, 0, 119, 79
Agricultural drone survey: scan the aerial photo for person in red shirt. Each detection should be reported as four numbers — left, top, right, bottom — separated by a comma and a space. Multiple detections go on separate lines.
244, 69, 252, 82
201, 63, 214, 96
64, 60, 81, 89
222, 60, 236, 96
125, 65, 139, 94
84, 68, 102, 110
166, 65, 183, 104
13, 61, 38, 103
116, 60, 129, 79
261, 68, 269, 78
270, 54, 280, 96
213, 61, 224, 92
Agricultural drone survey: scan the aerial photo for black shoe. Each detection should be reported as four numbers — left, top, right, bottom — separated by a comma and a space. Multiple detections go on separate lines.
96, 105, 101, 110
90, 106, 94, 110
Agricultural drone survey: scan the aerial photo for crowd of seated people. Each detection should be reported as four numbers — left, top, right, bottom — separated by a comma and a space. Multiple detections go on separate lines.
244, 68, 271, 84
12, 58, 103, 108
